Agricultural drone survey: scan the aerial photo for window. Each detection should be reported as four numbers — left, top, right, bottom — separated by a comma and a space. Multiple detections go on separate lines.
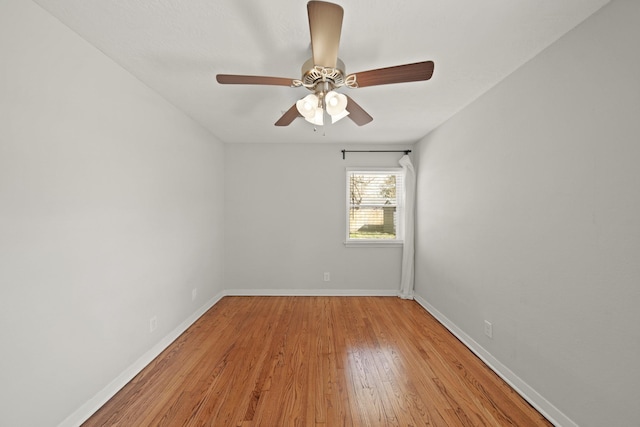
346, 168, 403, 245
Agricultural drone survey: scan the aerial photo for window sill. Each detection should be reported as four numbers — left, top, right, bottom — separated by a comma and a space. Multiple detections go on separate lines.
344, 240, 404, 248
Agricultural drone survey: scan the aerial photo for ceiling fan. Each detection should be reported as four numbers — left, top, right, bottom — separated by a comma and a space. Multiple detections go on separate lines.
216, 1, 434, 127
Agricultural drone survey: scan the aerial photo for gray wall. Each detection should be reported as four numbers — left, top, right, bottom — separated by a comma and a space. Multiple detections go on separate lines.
224, 143, 406, 294
414, 1, 640, 426
4, 0, 638, 425
0, 1, 225, 425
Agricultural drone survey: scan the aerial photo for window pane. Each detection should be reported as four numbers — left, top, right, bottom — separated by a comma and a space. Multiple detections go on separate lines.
348, 171, 402, 240
349, 206, 397, 239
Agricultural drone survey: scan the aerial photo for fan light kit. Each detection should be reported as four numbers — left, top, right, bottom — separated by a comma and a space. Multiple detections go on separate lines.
216, 1, 435, 128
296, 86, 349, 125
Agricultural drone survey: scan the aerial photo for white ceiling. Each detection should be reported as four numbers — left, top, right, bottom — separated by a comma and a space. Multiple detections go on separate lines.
33, 0, 609, 145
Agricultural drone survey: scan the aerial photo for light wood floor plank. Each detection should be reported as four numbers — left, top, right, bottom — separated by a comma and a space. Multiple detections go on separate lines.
83, 296, 551, 427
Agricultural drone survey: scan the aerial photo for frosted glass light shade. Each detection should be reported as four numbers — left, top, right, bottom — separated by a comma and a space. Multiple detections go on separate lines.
330, 109, 349, 123
296, 94, 319, 119
325, 91, 347, 116
304, 107, 324, 126
325, 91, 349, 123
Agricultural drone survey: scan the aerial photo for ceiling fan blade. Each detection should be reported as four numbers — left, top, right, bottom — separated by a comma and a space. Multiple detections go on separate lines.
345, 95, 373, 126
348, 61, 435, 88
216, 74, 296, 86
274, 104, 302, 126
307, 1, 343, 68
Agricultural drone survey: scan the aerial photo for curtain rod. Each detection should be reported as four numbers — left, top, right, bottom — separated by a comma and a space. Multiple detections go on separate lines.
341, 149, 411, 160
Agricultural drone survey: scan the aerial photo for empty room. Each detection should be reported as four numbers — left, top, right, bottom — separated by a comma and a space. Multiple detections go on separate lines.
1, 0, 639, 426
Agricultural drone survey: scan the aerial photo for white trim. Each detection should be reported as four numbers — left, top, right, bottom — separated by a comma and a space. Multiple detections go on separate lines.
344, 240, 403, 248
58, 291, 226, 427
225, 288, 399, 297
67, 290, 569, 427
60, 288, 401, 425
413, 294, 577, 427
346, 167, 404, 244
346, 167, 403, 172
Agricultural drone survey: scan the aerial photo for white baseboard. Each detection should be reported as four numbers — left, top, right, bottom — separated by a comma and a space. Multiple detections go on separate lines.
62, 290, 575, 426
413, 294, 576, 427
58, 291, 226, 427
59, 288, 401, 426
225, 288, 400, 297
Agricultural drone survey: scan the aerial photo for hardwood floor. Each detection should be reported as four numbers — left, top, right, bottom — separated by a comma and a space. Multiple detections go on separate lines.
83, 296, 552, 426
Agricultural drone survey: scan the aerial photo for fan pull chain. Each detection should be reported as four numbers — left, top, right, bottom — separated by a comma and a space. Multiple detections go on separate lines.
312, 126, 326, 137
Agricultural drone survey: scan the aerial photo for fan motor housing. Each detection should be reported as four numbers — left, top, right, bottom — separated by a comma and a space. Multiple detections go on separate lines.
301, 58, 346, 90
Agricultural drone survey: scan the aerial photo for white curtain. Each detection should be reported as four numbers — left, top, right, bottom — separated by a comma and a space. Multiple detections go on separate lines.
399, 155, 416, 299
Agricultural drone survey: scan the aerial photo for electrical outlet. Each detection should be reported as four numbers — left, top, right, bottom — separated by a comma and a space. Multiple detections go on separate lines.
150, 316, 158, 333
323, 272, 330, 282
484, 320, 493, 339
192, 288, 197, 301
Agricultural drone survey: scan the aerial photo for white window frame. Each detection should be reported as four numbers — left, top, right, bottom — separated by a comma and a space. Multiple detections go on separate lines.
345, 167, 404, 247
